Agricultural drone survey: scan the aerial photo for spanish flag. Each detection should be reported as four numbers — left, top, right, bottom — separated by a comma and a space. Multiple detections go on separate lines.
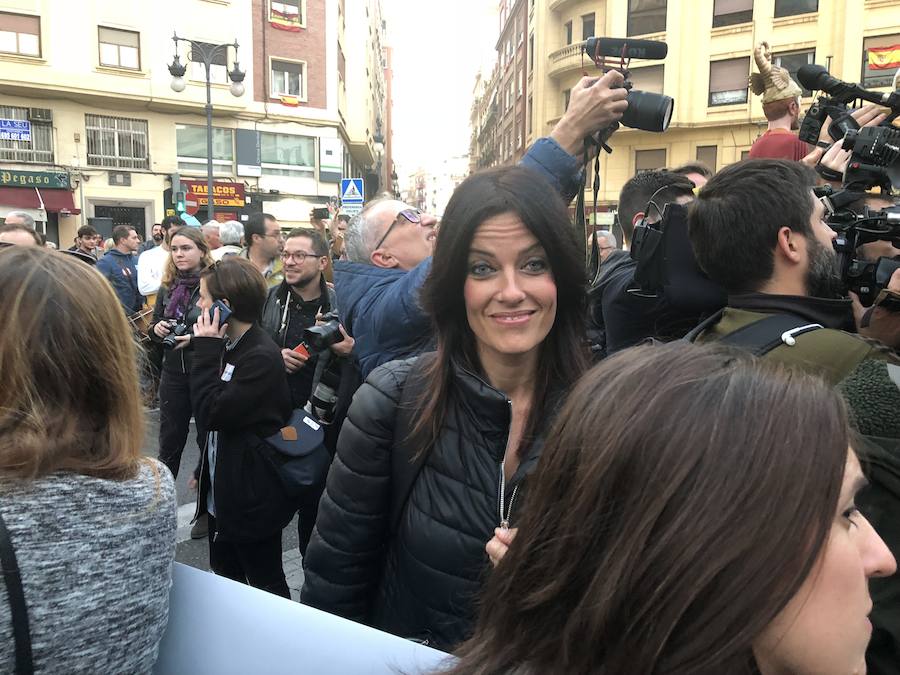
867, 44, 900, 70
279, 95, 300, 107
270, 7, 301, 32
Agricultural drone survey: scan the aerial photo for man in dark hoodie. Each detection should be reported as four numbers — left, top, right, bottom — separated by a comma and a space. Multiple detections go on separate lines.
335, 69, 630, 379
96, 225, 143, 314
689, 158, 900, 675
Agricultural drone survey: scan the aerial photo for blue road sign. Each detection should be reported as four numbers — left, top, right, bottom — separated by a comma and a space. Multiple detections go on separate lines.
340, 178, 364, 204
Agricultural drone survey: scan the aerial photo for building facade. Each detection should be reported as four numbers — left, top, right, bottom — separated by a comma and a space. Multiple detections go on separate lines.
526, 0, 900, 212
471, 0, 900, 216
0, 0, 389, 245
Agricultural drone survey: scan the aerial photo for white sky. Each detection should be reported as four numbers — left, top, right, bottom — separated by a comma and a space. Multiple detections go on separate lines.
384, 0, 498, 182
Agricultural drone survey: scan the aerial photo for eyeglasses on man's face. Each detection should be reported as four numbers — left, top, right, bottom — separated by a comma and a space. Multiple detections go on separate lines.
279, 250, 322, 264
374, 208, 424, 251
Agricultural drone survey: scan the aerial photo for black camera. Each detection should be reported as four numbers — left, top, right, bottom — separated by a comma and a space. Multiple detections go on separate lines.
819, 186, 900, 306
161, 321, 190, 350
582, 37, 673, 134
302, 311, 344, 353
841, 126, 900, 193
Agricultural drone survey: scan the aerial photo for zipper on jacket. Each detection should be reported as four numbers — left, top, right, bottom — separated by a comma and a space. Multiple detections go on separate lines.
497, 399, 519, 529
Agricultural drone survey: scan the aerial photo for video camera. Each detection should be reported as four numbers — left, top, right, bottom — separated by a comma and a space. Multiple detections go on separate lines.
798, 65, 900, 306
817, 185, 900, 306
797, 63, 900, 149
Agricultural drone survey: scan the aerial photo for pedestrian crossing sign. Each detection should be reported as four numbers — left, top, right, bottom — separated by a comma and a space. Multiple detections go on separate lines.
341, 178, 364, 204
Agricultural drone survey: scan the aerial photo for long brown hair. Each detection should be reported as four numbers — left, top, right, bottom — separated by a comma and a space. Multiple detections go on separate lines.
415, 166, 589, 455
0, 247, 146, 479
445, 342, 849, 675
161, 226, 214, 287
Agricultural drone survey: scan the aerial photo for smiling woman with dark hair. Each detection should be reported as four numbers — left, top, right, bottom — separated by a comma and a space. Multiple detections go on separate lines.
302, 166, 589, 650
445, 341, 895, 675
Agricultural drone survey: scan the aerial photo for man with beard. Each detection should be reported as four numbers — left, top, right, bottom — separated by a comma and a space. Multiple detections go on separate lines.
260, 228, 353, 555
139, 223, 165, 253
688, 158, 900, 675
747, 42, 809, 161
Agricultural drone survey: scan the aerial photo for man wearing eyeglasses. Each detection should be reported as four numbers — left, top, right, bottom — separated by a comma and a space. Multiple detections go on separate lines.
261, 227, 353, 555
240, 212, 285, 288
335, 71, 631, 378
261, 228, 353, 410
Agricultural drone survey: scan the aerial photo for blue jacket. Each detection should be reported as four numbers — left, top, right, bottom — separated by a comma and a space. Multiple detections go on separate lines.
96, 249, 143, 313
334, 137, 582, 380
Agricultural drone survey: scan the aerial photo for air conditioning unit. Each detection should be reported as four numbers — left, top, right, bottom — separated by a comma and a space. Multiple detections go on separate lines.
28, 108, 52, 122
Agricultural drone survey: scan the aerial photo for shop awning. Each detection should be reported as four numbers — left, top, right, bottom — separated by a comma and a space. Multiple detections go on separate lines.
0, 186, 41, 209
38, 188, 80, 215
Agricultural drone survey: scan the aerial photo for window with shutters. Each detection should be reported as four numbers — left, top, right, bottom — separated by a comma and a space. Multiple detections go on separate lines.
628, 0, 667, 36
564, 21, 573, 46
862, 35, 900, 88
740, 150, 750, 160
712, 0, 752, 27
774, 0, 817, 18
635, 149, 667, 172
629, 65, 665, 94
0, 12, 40, 57
528, 34, 534, 72
773, 50, 814, 96
0, 105, 53, 163
709, 57, 750, 106
563, 89, 571, 113
98, 27, 140, 70
696, 145, 718, 169
189, 41, 228, 83
271, 59, 305, 99
86, 114, 149, 169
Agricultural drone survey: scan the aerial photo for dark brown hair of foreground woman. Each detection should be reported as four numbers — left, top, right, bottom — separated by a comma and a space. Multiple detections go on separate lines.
443, 342, 851, 675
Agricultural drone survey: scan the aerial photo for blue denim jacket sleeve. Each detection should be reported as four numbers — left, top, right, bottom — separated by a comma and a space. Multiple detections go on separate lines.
519, 136, 584, 204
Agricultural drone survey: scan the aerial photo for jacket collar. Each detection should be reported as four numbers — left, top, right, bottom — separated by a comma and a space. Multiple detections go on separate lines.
728, 292, 855, 331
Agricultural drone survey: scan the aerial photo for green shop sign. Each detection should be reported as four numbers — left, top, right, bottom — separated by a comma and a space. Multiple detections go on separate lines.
0, 169, 70, 189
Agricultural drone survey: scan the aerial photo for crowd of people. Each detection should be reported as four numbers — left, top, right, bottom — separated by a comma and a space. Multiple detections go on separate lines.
1, 55, 899, 675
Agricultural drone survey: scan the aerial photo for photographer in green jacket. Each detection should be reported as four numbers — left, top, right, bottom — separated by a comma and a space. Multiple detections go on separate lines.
688, 158, 900, 675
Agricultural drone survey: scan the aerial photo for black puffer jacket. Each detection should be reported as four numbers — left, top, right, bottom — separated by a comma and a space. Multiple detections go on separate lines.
301, 355, 548, 651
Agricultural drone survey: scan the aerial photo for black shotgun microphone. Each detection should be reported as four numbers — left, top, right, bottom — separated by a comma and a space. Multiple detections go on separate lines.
798, 64, 900, 109
583, 37, 668, 61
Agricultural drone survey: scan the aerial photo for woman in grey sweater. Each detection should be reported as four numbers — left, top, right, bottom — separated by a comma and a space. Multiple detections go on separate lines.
0, 246, 177, 673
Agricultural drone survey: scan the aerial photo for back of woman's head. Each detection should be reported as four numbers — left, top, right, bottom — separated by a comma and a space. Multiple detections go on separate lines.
421, 166, 586, 374
201, 257, 267, 323
0, 247, 144, 479
451, 342, 849, 675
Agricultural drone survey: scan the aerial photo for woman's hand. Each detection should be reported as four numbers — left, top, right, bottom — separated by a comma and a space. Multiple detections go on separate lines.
486, 527, 518, 568
193, 306, 227, 339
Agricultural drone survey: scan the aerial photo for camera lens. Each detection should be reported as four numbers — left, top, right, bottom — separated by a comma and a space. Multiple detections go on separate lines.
622, 90, 674, 133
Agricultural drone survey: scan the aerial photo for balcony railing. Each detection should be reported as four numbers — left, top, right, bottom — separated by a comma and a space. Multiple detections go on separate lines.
548, 41, 586, 78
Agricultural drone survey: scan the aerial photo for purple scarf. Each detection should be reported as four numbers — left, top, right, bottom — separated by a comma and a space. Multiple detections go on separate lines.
163, 273, 201, 320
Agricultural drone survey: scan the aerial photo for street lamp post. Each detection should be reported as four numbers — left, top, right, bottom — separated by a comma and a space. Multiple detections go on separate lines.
167, 33, 245, 223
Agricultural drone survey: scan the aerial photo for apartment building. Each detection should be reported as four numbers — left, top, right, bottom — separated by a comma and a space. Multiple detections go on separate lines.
0, 0, 389, 245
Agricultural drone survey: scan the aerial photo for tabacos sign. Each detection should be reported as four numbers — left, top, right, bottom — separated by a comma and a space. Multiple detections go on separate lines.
181, 179, 245, 208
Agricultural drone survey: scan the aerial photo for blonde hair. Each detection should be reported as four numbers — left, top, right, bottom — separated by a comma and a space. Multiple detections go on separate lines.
0, 247, 145, 479
161, 227, 214, 287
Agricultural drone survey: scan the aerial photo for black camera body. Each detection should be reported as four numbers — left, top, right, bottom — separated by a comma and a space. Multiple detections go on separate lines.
819, 186, 900, 306
798, 97, 854, 145
302, 311, 343, 354
161, 321, 190, 350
